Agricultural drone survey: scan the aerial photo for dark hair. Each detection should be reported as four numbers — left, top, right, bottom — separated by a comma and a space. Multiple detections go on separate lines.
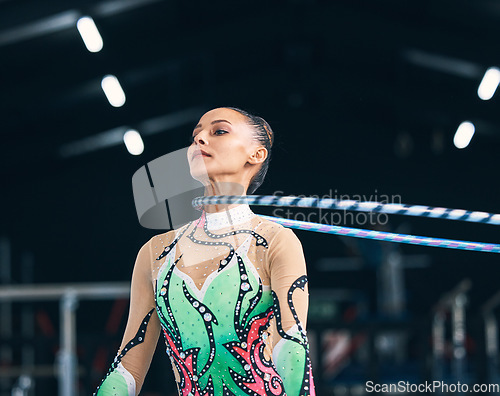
223, 107, 274, 194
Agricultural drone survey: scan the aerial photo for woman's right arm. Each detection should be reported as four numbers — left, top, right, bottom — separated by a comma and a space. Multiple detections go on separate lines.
94, 237, 161, 396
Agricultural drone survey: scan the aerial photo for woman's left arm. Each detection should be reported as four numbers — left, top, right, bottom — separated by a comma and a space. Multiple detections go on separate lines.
268, 227, 316, 396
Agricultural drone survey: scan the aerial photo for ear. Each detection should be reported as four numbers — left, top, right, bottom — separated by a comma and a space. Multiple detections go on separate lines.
248, 146, 268, 165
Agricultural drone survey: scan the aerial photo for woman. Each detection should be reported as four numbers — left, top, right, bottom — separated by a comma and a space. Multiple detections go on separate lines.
94, 107, 316, 395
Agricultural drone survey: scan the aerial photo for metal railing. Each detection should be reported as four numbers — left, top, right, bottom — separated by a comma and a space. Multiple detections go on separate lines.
432, 278, 472, 386
0, 282, 130, 396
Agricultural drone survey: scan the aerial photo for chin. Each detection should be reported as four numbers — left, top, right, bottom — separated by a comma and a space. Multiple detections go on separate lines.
188, 161, 212, 183
189, 168, 208, 183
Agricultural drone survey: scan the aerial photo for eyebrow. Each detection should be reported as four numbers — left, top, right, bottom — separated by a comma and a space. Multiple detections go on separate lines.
194, 119, 232, 130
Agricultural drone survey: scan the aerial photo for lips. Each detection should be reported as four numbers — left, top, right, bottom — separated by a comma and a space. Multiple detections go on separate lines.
192, 149, 211, 160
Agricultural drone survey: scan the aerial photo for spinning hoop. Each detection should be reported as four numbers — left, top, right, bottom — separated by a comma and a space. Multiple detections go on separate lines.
192, 195, 500, 254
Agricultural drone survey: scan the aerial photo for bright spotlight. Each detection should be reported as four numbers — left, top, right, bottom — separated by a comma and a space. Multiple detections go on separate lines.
76, 16, 103, 53
123, 130, 144, 155
477, 67, 500, 101
101, 75, 126, 107
453, 121, 475, 149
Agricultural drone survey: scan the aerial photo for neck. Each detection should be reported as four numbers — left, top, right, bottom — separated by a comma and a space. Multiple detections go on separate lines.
203, 181, 247, 213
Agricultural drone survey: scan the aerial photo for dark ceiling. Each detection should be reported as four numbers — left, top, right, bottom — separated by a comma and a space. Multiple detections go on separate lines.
1, 0, 500, 314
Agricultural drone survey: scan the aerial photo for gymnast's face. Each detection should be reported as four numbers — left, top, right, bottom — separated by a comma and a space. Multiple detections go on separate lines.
187, 108, 265, 192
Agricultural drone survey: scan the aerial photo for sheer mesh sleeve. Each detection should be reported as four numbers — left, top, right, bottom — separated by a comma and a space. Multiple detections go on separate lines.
94, 237, 161, 396
267, 227, 316, 395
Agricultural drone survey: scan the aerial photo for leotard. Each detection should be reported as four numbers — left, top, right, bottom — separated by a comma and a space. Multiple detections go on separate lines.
94, 203, 315, 395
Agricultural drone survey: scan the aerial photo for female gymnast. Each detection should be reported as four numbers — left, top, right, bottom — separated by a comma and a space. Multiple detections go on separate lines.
94, 107, 316, 395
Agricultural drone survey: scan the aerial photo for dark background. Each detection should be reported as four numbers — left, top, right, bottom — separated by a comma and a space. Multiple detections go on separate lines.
1, 0, 499, 394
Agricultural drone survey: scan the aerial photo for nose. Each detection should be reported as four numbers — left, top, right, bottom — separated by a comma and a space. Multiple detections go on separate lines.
193, 131, 207, 146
